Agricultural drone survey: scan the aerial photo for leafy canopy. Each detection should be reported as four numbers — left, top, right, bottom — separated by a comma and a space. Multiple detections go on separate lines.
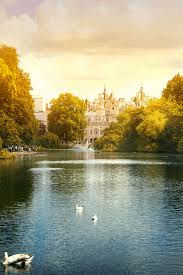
95, 75, 183, 153
0, 44, 38, 145
48, 93, 87, 142
162, 73, 183, 104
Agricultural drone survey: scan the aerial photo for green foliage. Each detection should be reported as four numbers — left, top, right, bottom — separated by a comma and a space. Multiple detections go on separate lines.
0, 44, 19, 71
35, 132, 60, 149
0, 110, 20, 145
177, 137, 183, 153
95, 94, 183, 153
48, 93, 87, 142
162, 73, 183, 104
136, 111, 167, 140
95, 132, 121, 151
0, 137, 2, 149
0, 45, 38, 145
0, 149, 16, 159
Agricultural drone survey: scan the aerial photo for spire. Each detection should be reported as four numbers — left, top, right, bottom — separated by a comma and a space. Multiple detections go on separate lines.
140, 81, 143, 92
103, 84, 106, 100
104, 84, 106, 93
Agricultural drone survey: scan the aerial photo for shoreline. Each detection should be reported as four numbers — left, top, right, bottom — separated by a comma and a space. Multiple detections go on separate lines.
15, 151, 38, 156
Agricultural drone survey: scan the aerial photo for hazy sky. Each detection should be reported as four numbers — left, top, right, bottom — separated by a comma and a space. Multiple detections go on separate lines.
0, 0, 183, 100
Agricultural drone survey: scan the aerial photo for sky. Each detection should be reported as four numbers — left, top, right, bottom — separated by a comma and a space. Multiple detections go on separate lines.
0, 0, 183, 101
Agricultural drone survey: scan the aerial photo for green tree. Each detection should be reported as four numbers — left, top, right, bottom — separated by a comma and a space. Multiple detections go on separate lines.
0, 137, 2, 149
162, 73, 183, 104
95, 106, 145, 152
36, 132, 60, 149
137, 111, 167, 141
0, 44, 19, 71
95, 132, 121, 151
0, 44, 38, 144
48, 93, 87, 142
94, 98, 182, 153
0, 111, 20, 145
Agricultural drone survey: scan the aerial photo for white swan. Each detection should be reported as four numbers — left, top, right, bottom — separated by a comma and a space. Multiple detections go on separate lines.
92, 214, 97, 221
75, 204, 84, 211
2, 252, 34, 266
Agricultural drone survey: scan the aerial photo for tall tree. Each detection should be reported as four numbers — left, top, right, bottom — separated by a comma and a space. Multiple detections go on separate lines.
162, 73, 183, 104
48, 93, 87, 142
0, 44, 38, 144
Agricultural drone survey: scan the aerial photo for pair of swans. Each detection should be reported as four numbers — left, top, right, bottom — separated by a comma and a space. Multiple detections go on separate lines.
75, 205, 97, 221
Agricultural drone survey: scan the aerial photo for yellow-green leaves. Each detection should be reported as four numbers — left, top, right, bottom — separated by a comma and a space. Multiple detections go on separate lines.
136, 111, 167, 140
48, 93, 87, 142
0, 45, 38, 145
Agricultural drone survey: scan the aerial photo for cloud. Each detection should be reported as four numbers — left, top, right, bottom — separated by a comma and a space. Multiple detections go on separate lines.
1, 0, 183, 100
1, 0, 183, 55
0, 11, 36, 52
0, 0, 17, 6
31, 0, 183, 54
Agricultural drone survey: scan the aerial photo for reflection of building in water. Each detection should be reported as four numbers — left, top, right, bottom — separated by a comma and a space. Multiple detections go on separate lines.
84, 87, 126, 143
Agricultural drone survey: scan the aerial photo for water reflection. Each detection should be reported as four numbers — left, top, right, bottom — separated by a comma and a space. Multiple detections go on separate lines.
0, 152, 183, 274
76, 209, 84, 217
3, 264, 32, 273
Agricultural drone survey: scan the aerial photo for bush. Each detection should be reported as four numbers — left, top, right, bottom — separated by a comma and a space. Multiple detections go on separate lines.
0, 149, 16, 159
35, 132, 60, 149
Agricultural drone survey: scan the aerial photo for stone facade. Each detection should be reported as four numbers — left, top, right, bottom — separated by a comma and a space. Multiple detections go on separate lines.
84, 88, 125, 143
132, 85, 150, 107
33, 95, 50, 128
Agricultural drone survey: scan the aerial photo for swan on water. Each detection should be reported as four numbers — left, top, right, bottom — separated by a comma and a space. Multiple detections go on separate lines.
2, 252, 34, 266
75, 204, 84, 211
92, 214, 97, 221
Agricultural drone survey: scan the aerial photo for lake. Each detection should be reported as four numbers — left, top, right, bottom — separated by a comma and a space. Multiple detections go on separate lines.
0, 150, 183, 274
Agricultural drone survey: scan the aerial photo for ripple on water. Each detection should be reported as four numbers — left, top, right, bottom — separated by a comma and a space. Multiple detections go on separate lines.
36, 159, 183, 165
28, 167, 63, 172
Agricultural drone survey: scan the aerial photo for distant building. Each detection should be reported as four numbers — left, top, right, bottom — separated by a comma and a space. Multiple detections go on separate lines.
33, 95, 45, 112
33, 95, 48, 128
84, 87, 125, 143
132, 85, 150, 107
84, 85, 151, 143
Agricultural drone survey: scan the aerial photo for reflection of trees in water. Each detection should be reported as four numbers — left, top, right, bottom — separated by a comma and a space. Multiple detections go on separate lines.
129, 162, 183, 213
0, 160, 33, 210
129, 162, 183, 183
50, 165, 85, 194
0, 159, 34, 257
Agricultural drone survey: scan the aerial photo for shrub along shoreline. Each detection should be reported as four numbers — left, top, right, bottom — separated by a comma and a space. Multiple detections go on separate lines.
0, 149, 16, 159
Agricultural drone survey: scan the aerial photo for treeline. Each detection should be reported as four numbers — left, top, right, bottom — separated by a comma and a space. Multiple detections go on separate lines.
0, 45, 38, 148
36, 93, 87, 148
1, 44, 182, 153
0, 45, 86, 150
95, 74, 183, 153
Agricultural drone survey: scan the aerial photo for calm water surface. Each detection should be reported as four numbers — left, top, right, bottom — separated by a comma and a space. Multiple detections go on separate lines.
0, 151, 183, 274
